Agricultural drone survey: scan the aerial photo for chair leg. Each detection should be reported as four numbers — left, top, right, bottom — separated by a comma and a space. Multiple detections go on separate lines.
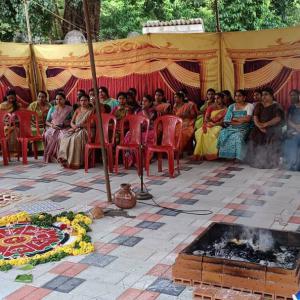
123, 150, 129, 169
108, 146, 113, 173
115, 147, 120, 174
1, 141, 9, 166
135, 149, 141, 176
145, 149, 151, 177
33, 142, 38, 159
91, 149, 96, 168
84, 146, 89, 173
176, 150, 180, 175
22, 139, 28, 165
158, 152, 163, 172
168, 150, 175, 178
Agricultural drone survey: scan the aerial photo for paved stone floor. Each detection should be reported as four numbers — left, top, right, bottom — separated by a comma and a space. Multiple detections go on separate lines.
0, 157, 299, 299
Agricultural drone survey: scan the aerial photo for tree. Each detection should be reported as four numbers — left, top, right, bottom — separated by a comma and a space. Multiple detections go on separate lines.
62, 0, 100, 41
0, 0, 299, 42
218, 0, 284, 32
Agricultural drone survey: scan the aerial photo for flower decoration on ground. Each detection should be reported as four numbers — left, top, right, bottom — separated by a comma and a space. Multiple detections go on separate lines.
0, 211, 94, 271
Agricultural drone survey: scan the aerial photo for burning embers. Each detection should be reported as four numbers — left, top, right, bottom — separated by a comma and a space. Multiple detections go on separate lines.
192, 228, 299, 269
172, 223, 300, 299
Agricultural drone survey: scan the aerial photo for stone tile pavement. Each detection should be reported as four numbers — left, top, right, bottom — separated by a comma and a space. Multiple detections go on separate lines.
0, 157, 299, 299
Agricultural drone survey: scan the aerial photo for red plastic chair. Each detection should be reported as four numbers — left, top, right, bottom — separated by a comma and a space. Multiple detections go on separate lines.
146, 115, 182, 178
0, 111, 11, 165
85, 113, 117, 173
12, 110, 43, 164
115, 114, 149, 175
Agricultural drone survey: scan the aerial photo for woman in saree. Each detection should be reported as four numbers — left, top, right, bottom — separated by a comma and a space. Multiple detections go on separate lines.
247, 88, 284, 169
193, 93, 227, 160
173, 91, 198, 153
194, 88, 215, 131
283, 89, 300, 171
43, 92, 73, 163
99, 86, 119, 113
114, 92, 129, 144
217, 90, 254, 161
154, 88, 171, 116
0, 89, 21, 154
57, 94, 93, 169
124, 95, 157, 167
28, 90, 50, 151
222, 90, 234, 107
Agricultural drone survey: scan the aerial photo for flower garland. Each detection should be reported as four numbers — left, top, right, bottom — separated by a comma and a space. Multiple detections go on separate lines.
0, 211, 94, 271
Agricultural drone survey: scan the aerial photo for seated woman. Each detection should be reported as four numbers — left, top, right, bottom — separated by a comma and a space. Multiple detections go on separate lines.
99, 86, 119, 113
0, 89, 21, 154
114, 92, 129, 144
222, 90, 234, 107
154, 88, 171, 116
217, 90, 254, 161
247, 88, 284, 169
283, 89, 300, 171
43, 92, 73, 163
124, 95, 157, 167
57, 94, 93, 169
173, 91, 198, 153
127, 88, 140, 113
28, 90, 50, 151
193, 93, 227, 160
194, 88, 215, 131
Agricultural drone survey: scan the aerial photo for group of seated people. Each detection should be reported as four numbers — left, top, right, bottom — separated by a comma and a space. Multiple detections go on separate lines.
0, 86, 300, 172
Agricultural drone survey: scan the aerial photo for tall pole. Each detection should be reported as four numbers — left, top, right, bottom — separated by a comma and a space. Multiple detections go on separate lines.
214, 0, 223, 90
83, 0, 112, 202
215, 0, 221, 33
24, 0, 38, 98
24, 0, 32, 43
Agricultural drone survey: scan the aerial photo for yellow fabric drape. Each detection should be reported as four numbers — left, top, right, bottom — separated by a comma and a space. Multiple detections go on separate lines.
0, 67, 29, 89
244, 58, 300, 89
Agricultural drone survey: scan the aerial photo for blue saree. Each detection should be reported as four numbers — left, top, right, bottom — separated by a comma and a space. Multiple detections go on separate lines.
217, 104, 251, 160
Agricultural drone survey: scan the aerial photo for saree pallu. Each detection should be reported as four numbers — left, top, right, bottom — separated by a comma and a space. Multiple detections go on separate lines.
156, 103, 171, 116
283, 105, 300, 171
217, 108, 250, 160
57, 109, 92, 169
43, 106, 72, 163
0, 102, 20, 154
194, 108, 226, 160
174, 102, 197, 153
28, 101, 50, 151
284, 134, 300, 171
194, 102, 211, 131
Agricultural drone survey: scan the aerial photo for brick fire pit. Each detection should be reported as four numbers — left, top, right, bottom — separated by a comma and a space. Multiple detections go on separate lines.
172, 222, 300, 299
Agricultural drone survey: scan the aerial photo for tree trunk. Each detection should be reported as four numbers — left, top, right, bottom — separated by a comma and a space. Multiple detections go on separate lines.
62, 0, 100, 41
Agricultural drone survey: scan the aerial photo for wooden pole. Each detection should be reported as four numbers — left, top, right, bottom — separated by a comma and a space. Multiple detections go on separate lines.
83, 0, 112, 202
24, 0, 32, 43
215, 0, 221, 33
24, 0, 39, 98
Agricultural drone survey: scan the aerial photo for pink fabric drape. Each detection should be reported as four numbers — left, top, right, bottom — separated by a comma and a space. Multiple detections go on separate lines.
65, 72, 175, 104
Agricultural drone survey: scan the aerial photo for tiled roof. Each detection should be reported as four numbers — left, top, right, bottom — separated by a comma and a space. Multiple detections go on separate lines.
143, 18, 203, 27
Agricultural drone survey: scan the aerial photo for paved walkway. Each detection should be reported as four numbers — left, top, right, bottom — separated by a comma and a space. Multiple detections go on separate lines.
0, 157, 299, 299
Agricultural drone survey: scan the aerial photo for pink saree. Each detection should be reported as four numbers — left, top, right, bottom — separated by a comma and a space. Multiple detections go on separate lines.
43, 105, 72, 163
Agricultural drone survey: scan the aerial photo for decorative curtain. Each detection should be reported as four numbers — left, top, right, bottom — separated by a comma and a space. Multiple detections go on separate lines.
0, 66, 31, 105
45, 61, 202, 104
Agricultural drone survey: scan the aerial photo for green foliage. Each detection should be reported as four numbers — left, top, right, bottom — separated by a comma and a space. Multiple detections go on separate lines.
31, 213, 55, 227
0, 0, 299, 42
0, 0, 57, 42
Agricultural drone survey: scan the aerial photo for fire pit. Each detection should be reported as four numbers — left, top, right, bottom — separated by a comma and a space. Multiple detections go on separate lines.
172, 223, 300, 299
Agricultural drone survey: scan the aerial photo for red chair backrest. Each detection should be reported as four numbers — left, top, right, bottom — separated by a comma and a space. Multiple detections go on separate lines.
0, 111, 10, 139
87, 113, 117, 145
154, 115, 182, 148
120, 114, 150, 145
12, 110, 41, 138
